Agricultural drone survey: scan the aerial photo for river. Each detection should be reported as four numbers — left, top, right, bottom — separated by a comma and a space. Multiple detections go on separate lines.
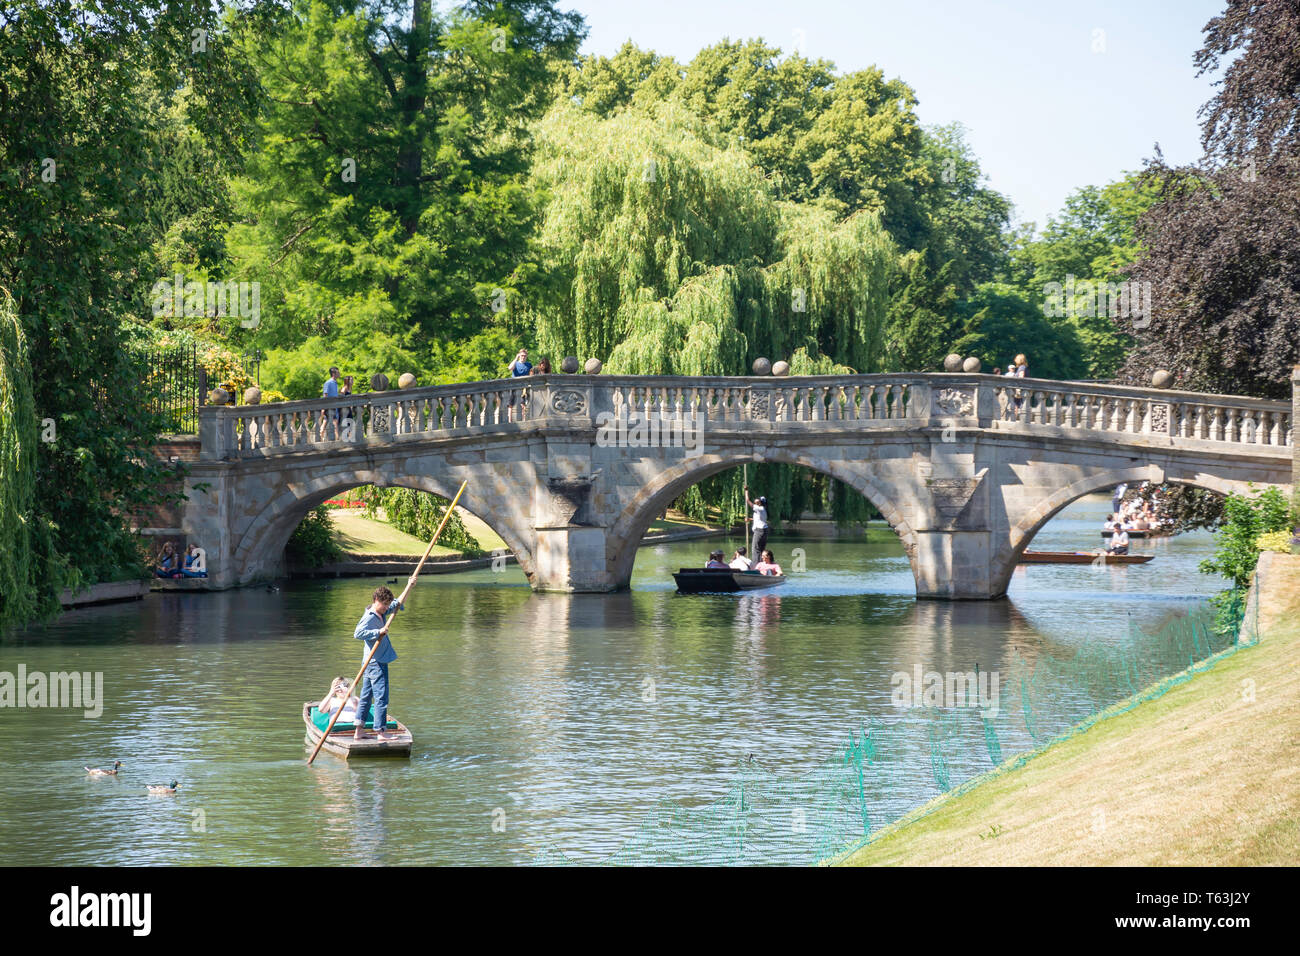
0, 494, 1228, 865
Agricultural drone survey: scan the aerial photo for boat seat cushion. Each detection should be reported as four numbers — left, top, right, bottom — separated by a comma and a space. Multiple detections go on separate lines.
310, 706, 398, 732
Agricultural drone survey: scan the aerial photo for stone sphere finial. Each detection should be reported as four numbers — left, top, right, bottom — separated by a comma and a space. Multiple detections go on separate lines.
1151, 369, 1173, 389
243, 386, 262, 405
943, 353, 964, 372
962, 356, 982, 373
209, 387, 230, 406
772, 360, 790, 377
560, 356, 580, 374
752, 357, 772, 376
584, 358, 603, 374
370, 373, 389, 392
397, 372, 417, 389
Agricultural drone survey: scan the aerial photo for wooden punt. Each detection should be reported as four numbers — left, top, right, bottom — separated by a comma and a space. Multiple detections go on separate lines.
672, 568, 786, 593
1100, 529, 1171, 539
302, 702, 412, 759
1020, 551, 1155, 565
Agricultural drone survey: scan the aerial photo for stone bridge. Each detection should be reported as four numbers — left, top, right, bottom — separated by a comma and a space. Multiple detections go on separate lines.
182, 372, 1296, 599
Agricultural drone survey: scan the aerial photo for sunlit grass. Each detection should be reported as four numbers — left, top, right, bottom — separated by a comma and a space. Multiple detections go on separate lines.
838, 554, 1300, 866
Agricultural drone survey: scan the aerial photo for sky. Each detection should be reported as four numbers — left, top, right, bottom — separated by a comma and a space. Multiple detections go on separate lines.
562, 0, 1226, 230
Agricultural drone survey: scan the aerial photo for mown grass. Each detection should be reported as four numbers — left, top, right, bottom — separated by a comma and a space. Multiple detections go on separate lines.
837, 554, 1300, 866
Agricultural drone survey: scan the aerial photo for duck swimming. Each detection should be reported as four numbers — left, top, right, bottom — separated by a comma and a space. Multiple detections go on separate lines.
85, 760, 123, 776
145, 780, 179, 794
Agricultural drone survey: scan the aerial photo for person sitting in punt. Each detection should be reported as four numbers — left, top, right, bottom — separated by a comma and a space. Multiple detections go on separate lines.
154, 542, 182, 578
1102, 514, 1119, 532
704, 550, 729, 570
754, 550, 783, 576
181, 544, 207, 578
1108, 528, 1130, 555
729, 548, 753, 571
318, 677, 360, 724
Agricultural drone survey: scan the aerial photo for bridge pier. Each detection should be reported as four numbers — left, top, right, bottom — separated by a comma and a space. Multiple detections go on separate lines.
533, 526, 615, 592
912, 530, 1001, 600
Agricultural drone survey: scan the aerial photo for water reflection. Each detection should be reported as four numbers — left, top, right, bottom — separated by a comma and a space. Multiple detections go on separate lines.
0, 495, 1227, 864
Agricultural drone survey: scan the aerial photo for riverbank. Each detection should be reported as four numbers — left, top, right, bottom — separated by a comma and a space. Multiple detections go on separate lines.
287, 510, 729, 579
835, 552, 1300, 866
59, 579, 148, 608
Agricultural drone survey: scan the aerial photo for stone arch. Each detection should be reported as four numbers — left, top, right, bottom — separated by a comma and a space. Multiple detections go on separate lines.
992, 463, 1238, 593
605, 445, 920, 589
229, 464, 536, 585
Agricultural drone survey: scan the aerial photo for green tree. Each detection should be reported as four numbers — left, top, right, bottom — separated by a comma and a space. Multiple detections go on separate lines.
1006, 174, 1161, 379
0, 291, 50, 625
951, 283, 1086, 380
0, 1, 251, 620
228, 0, 584, 395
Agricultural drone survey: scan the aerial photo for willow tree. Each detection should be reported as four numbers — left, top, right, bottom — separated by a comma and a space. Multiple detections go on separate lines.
0, 292, 42, 625
528, 103, 896, 527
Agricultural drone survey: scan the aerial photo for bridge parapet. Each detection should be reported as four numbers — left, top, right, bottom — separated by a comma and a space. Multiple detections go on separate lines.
989, 377, 1292, 449
199, 372, 1292, 460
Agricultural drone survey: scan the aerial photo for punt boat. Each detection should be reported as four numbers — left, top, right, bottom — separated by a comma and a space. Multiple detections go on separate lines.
672, 568, 786, 593
303, 702, 413, 759
1020, 551, 1154, 565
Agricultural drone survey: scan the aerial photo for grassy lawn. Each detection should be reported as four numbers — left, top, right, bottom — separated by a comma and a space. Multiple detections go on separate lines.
645, 511, 719, 535
838, 553, 1300, 866
331, 505, 718, 558
330, 508, 502, 557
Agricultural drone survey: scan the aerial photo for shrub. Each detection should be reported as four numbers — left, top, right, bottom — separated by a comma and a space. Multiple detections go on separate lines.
1255, 529, 1295, 554
1199, 486, 1295, 589
286, 506, 344, 568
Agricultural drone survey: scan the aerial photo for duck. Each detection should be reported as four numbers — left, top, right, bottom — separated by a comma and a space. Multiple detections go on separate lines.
145, 780, 179, 794
85, 760, 123, 776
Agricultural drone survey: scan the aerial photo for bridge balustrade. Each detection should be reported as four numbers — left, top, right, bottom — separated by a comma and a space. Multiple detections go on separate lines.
198, 373, 1293, 460
993, 380, 1292, 448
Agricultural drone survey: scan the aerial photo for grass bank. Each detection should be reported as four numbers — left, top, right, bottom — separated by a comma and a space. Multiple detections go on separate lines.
330, 508, 718, 558
837, 552, 1300, 866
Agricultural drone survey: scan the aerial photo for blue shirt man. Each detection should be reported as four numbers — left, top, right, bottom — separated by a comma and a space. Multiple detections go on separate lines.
323, 366, 341, 398
352, 586, 400, 740
508, 349, 532, 377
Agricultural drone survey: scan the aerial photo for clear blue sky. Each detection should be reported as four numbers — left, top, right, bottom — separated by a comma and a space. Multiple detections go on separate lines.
561, 0, 1225, 229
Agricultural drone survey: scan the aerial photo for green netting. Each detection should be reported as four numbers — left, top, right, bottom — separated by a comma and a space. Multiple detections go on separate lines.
535, 595, 1255, 866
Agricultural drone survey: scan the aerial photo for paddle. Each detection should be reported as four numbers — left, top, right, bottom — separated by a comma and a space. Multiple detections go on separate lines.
743, 464, 749, 558
307, 479, 470, 765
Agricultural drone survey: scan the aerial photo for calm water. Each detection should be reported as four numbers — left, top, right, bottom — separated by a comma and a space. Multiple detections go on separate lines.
0, 495, 1225, 865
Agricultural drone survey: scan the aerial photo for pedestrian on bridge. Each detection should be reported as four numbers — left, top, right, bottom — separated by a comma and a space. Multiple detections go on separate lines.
505, 349, 532, 422
323, 366, 343, 424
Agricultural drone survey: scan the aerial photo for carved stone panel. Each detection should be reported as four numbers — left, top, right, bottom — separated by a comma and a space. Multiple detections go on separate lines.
747, 391, 770, 420
934, 387, 975, 417
1149, 402, 1170, 435
551, 389, 587, 415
